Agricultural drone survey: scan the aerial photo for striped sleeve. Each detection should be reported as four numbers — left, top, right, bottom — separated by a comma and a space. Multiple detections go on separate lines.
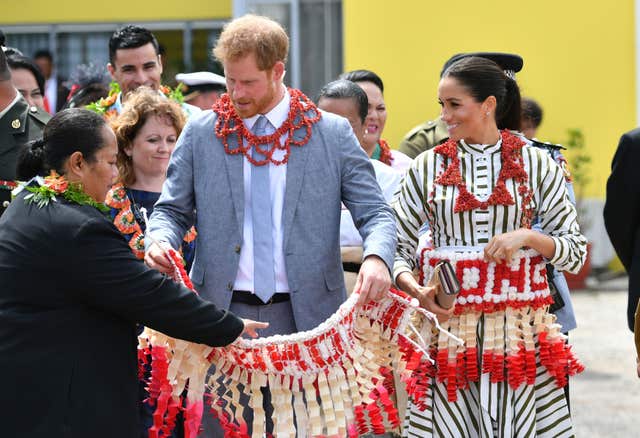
531, 148, 587, 274
392, 154, 428, 281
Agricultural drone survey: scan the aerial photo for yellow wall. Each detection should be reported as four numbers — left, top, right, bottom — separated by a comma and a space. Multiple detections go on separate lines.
3, 0, 230, 23
344, 0, 635, 198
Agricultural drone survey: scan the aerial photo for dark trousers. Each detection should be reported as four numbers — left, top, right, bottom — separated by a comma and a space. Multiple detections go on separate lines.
200, 299, 297, 437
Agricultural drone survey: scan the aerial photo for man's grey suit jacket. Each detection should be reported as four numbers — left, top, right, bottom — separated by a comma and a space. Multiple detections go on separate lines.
148, 108, 397, 331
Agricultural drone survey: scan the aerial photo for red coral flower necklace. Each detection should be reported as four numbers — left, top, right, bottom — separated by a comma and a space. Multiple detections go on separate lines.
378, 139, 393, 166
212, 88, 321, 166
434, 130, 533, 227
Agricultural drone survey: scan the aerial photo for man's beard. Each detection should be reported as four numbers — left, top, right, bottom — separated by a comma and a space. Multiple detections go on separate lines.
233, 81, 278, 119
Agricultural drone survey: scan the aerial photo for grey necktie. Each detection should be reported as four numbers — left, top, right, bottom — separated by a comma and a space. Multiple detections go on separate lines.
251, 116, 276, 303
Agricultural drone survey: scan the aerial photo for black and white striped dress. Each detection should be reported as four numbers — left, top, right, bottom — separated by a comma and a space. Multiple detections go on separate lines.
393, 138, 586, 438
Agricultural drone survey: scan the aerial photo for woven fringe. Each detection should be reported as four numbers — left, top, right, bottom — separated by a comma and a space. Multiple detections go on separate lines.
419, 305, 584, 406
139, 257, 442, 438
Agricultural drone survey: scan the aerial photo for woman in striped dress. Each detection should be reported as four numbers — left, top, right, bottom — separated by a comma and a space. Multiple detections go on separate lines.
393, 57, 586, 437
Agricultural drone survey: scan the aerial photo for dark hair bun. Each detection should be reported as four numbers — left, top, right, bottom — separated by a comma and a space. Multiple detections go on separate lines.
30, 138, 46, 150
16, 138, 48, 180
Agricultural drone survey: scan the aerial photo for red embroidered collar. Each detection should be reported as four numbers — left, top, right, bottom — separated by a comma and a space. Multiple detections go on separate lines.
212, 88, 321, 166
433, 130, 534, 227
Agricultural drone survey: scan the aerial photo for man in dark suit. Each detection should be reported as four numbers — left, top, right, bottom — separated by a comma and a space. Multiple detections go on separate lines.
604, 128, 640, 331
0, 42, 50, 216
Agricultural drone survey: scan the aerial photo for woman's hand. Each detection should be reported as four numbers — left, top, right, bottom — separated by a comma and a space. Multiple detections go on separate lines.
240, 319, 269, 339
144, 241, 175, 274
396, 271, 455, 322
483, 228, 532, 263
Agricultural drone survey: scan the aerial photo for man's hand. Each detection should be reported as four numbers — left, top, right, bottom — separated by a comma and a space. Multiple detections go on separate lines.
240, 319, 270, 339
144, 241, 175, 274
353, 255, 391, 305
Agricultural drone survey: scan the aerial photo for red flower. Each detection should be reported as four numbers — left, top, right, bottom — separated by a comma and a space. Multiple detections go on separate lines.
43, 171, 68, 193
378, 139, 394, 166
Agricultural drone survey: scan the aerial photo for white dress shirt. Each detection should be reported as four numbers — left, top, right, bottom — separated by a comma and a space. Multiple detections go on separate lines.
233, 87, 291, 293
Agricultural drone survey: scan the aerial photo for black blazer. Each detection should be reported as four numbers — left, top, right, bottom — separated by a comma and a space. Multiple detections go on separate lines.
604, 128, 640, 330
0, 192, 244, 437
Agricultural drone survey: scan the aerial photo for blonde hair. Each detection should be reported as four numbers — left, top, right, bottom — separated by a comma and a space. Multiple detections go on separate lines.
213, 14, 289, 70
111, 87, 186, 187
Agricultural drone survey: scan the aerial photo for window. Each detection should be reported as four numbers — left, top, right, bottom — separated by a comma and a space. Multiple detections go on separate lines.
56, 32, 111, 79
3, 22, 227, 88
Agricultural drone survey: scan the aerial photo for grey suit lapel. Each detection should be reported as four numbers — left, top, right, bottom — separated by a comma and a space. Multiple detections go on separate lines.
223, 133, 244, 230
283, 126, 312, 249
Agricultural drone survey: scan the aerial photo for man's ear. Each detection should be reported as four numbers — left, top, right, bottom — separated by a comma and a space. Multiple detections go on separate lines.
157, 55, 163, 75
272, 61, 285, 82
107, 63, 116, 80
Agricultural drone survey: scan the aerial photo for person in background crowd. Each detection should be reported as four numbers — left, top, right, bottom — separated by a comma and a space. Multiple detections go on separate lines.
0, 41, 50, 217
144, 15, 396, 436
399, 52, 523, 159
63, 63, 110, 110
90, 25, 198, 119
34, 49, 69, 114
7, 54, 46, 111
176, 71, 226, 110
106, 87, 196, 269
605, 128, 640, 335
0, 108, 267, 438
393, 56, 585, 436
517, 96, 578, 337
317, 79, 401, 292
340, 69, 412, 173
521, 96, 543, 139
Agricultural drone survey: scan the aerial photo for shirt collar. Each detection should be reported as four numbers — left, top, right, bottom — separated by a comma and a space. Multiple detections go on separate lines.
459, 137, 502, 155
243, 85, 290, 131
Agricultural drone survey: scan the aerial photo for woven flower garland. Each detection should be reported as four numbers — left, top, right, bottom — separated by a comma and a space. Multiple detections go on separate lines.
138, 249, 452, 438
105, 184, 196, 259
420, 248, 584, 401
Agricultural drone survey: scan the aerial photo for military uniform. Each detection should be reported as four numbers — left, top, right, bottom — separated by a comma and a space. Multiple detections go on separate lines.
0, 96, 50, 216
398, 116, 449, 159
